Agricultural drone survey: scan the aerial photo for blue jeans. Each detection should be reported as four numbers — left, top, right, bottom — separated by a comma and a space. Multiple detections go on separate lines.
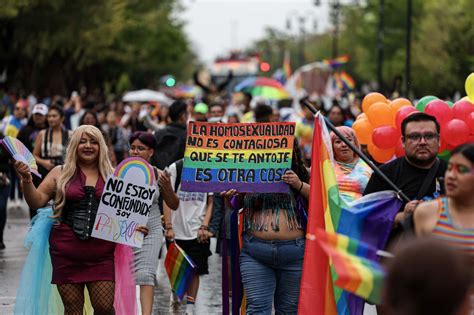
240, 234, 305, 315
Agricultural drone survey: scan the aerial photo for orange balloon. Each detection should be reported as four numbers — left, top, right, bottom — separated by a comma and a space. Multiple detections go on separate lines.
367, 102, 393, 127
352, 118, 374, 145
362, 92, 387, 113
356, 113, 367, 121
390, 98, 412, 115
368, 142, 395, 163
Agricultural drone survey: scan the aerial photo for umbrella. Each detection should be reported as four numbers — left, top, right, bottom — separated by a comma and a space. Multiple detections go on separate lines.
234, 77, 290, 100
122, 89, 173, 105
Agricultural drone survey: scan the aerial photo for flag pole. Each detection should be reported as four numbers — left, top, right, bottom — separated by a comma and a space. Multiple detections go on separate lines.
302, 99, 410, 203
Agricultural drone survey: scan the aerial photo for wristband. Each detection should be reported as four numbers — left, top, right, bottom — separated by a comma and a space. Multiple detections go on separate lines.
298, 181, 304, 192
199, 225, 209, 230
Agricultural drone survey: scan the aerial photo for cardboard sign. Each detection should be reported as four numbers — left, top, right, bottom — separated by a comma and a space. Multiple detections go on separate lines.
92, 157, 156, 248
181, 121, 295, 193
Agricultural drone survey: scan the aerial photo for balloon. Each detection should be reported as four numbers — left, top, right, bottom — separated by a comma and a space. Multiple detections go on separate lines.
352, 118, 374, 145
466, 73, 474, 100
368, 142, 395, 163
424, 100, 452, 126
367, 102, 393, 127
395, 139, 405, 157
461, 96, 473, 104
395, 106, 418, 131
372, 126, 399, 149
439, 137, 448, 153
452, 100, 474, 123
356, 113, 367, 121
444, 119, 469, 147
446, 101, 454, 108
467, 112, 474, 134
390, 98, 412, 115
362, 92, 387, 114
415, 95, 437, 112
438, 150, 451, 161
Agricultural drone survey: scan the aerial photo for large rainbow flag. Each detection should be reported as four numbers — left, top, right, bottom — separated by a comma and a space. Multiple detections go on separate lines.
298, 113, 401, 315
164, 242, 197, 300
316, 229, 385, 304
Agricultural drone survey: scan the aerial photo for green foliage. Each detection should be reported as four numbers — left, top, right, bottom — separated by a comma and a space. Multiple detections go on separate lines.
0, 0, 196, 94
247, 0, 473, 98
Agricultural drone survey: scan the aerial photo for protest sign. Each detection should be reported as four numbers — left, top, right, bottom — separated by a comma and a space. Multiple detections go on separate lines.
181, 121, 295, 193
92, 157, 156, 248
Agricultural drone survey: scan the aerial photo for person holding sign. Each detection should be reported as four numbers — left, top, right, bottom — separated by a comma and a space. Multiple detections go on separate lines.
223, 140, 310, 314
128, 131, 179, 315
14, 125, 131, 314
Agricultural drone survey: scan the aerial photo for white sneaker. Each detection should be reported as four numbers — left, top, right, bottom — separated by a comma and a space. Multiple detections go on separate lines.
185, 304, 195, 315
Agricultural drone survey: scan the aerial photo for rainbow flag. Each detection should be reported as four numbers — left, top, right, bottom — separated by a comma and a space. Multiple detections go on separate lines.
298, 113, 401, 315
164, 242, 197, 300
334, 71, 356, 90
316, 229, 385, 304
323, 55, 350, 69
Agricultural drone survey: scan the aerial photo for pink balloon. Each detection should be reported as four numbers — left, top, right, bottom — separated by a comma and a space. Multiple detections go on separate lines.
372, 126, 399, 149
452, 100, 474, 123
395, 106, 418, 131
424, 100, 453, 126
444, 119, 469, 147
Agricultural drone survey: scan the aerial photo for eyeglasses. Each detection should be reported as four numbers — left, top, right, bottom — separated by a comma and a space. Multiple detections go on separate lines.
405, 133, 439, 142
447, 163, 473, 175
128, 145, 149, 152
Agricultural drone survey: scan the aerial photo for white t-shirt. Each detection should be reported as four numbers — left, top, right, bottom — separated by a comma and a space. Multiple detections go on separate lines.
167, 162, 212, 240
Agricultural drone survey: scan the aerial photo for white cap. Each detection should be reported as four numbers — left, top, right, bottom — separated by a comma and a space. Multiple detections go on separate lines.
32, 103, 48, 116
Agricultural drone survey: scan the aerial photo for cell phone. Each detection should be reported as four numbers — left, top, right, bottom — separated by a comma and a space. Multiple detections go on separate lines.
71, 91, 78, 98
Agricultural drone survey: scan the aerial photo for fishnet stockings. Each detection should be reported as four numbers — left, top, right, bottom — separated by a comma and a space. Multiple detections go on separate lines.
86, 281, 115, 315
57, 281, 115, 315
57, 283, 85, 315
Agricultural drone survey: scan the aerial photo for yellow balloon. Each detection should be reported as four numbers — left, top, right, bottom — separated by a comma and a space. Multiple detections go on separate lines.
466, 73, 474, 100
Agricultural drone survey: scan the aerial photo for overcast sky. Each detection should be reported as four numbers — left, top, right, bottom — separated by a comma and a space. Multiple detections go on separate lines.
180, 0, 331, 64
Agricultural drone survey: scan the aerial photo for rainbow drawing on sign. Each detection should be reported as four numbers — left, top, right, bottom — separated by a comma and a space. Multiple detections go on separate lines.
113, 157, 155, 186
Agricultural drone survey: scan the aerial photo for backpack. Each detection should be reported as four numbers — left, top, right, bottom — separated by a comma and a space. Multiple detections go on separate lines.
156, 159, 184, 214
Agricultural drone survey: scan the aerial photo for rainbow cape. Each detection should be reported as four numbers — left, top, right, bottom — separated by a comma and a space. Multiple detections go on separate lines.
164, 242, 197, 300
316, 229, 385, 304
298, 113, 401, 315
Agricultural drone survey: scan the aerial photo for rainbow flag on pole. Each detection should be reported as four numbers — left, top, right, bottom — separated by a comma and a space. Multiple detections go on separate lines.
323, 55, 350, 69
298, 113, 401, 315
316, 229, 385, 304
164, 242, 197, 300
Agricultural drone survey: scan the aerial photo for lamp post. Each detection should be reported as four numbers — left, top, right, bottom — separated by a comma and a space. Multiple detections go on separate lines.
405, 0, 412, 97
286, 11, 318, 67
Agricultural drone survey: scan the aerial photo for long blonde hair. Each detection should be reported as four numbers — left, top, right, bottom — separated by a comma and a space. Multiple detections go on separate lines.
53, 125, 114, 217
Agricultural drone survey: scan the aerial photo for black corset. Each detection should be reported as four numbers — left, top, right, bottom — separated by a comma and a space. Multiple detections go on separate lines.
62, 186, 100, 240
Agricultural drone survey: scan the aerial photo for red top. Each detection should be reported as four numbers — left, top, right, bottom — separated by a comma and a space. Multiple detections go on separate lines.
65, 168, 105, 200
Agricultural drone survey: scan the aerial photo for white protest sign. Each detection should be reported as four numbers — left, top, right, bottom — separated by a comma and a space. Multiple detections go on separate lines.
92, 157, 156, 248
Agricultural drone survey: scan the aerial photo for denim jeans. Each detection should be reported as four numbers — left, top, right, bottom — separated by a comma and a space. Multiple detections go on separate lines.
240, 233, 305, 315
0, 184, 11, 243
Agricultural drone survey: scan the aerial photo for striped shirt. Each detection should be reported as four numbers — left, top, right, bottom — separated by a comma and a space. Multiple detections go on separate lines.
432, 198, 474, 260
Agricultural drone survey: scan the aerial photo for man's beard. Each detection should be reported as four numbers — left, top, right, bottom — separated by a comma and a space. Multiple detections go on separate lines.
405, 151, 437, 167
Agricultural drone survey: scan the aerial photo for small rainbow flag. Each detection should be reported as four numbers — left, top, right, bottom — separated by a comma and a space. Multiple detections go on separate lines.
283, 50, 292, 80
323, 55, 350, 69
164, 242, 197, 300
316, 229, 385, 304
334, 71, 356, 90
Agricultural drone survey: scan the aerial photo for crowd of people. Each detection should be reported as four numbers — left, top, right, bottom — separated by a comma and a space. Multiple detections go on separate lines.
0, 88, 473, 315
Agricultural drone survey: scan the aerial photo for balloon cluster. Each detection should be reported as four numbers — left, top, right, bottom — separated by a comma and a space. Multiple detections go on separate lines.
352, 73, 474, 163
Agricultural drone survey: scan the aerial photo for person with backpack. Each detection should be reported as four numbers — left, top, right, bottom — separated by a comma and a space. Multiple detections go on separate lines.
163, 158, 213, 314
128, 131, 179, 315
151, 100, 188, 169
